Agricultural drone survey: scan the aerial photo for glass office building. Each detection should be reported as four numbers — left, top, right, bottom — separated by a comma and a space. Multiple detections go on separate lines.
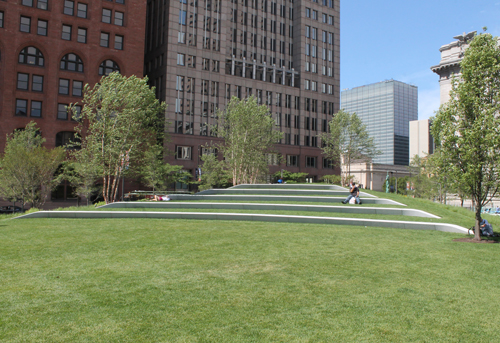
341, 80, 418, 165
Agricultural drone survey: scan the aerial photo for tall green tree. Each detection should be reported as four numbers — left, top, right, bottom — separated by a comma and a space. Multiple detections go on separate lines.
73, 72, 166, 203
0, 122, 66, 209
215, 96, 282, 185
140, 144, 189, 193
321, 110, 380, 186
431, 32, 500, 241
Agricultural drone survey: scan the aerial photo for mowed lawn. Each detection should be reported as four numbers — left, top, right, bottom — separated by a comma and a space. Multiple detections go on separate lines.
1, 218, 499, 342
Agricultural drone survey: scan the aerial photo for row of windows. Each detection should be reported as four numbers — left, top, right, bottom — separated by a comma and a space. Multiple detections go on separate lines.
16, 46, 120, 75
304, 80, 334, 94
15, 99, 81, 120
17, 16, 124, 49
174, 144, 333, 169
305, 8, 334, 23
306, 27, 334, 44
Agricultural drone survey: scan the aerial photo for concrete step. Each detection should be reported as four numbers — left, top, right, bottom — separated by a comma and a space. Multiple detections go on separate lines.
101, 202, 439, 218
16, 210, 467, 234
198, 188, 376, 198
230, 184, 347, 191
168, 194, 404, 206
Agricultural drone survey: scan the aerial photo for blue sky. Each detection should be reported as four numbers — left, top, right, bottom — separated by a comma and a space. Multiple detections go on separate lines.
340, 0, 500, 120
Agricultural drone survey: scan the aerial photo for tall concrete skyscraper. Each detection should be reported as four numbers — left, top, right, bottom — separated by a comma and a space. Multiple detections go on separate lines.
145, 0, 340, 181
341, 80, 418, 166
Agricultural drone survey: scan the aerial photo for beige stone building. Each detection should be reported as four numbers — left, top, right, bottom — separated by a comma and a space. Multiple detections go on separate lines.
409, 119, 433, 160
344, 160, 411, 191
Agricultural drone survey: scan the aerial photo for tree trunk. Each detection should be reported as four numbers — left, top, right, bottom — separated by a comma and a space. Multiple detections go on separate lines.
474, 199, 482, 241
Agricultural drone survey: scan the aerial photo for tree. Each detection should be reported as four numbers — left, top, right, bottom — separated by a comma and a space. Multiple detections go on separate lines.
431, 32, 500, 241
321, 110, 380, 185
140, 144, 189, 193
215, 96, 282, 185
0, 122, 66, 209
72, 72, 166, 203
197, 153, 232, 191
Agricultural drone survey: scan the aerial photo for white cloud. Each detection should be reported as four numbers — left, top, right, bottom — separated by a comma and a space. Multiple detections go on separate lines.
418, 87, 441, 120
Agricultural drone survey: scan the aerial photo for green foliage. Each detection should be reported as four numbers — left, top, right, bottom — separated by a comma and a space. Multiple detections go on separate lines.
72, 72, 166, 203
272, 170, 308, 183
139, 144, 186, 192
0, 122, 66, 208
431, 32, 500, 240
216, 96, 283, 185
320, 174, 342, 184
321, 110, 380, 185
198, 153, 232, 191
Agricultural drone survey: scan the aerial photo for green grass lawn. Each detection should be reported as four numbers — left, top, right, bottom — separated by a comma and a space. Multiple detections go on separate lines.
1, 217, 499, 342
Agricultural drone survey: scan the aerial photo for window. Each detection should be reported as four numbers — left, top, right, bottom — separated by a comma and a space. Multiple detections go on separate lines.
116, 0, 125, 3
114, 35, 123, 50
102, 9, 112, 23
177, 53, 185, 65
306, 156, 317, 168
16, 99, 28, 116
77, 28, 87, 43
287, 155, 298, 167
312, 10, 317, 20
176, 146, 192, 160
56, 132, 77, 147
20, 16, 31, 33
72, 105, 82, 121
72, 80, 83, 96
323, 158, 334, 169
37, 20, 48, 36
178, 31, 186, 43
100, 32, 109, 47
18, 47, 44, 66
37, 0, 48, 10
17, 73, 29, 90
322, 13, 327, 23
57, 104, 69, 120
77, 3, 87, 18
64, 1, 74, 15
114, 11, 124, 26
22, 0, 33, 6
98, 59, 120, 75
31, 101, 42, 117
60, 53, 84, 72
0, 11, 3, 28
305, 8, 310, 17
329, 15, 334, 25
32, 75, 44, 92
59, 79, 70, 95
179, 10, 187, 25
62, 25, 72, 40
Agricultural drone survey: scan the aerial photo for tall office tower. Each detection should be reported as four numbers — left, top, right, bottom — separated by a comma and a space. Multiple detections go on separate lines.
0, 0, 146, 200
145, 0, 340, 181
341, 80, 418, 166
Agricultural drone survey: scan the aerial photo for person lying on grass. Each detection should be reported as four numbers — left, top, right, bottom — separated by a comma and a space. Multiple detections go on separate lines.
153, 195, 170, 201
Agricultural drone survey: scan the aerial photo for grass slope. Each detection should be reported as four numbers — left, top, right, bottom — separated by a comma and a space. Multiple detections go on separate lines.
1, 218, 499, 342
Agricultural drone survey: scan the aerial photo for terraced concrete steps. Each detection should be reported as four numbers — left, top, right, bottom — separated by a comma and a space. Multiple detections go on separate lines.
167, 194, 405, 206
17, 210, 467, 234
230, 184, 347, 190
101, 202, 438, 218
198, 188, 376, 197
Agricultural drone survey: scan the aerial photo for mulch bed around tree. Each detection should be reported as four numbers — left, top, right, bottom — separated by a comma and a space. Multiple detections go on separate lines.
453, 237, 499, 243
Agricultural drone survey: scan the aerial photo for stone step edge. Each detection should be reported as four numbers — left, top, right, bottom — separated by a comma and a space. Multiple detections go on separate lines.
101, 202, 438, 218
15, 211, 466, 234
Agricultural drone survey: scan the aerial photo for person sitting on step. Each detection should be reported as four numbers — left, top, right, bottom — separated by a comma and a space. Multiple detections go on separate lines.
342, 182, 361, 205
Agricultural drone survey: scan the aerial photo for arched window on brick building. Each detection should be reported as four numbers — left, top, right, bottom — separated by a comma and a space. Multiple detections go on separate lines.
98, 59, 120, 75
60, 53, 84, 73
18, 46, 44, 67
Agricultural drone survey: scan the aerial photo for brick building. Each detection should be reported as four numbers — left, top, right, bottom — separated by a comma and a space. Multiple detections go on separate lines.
144, 0, 340, 182
0, 0, 146, 202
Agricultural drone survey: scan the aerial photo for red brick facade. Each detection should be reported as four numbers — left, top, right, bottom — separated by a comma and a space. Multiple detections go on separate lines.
0, 0, 146, 151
